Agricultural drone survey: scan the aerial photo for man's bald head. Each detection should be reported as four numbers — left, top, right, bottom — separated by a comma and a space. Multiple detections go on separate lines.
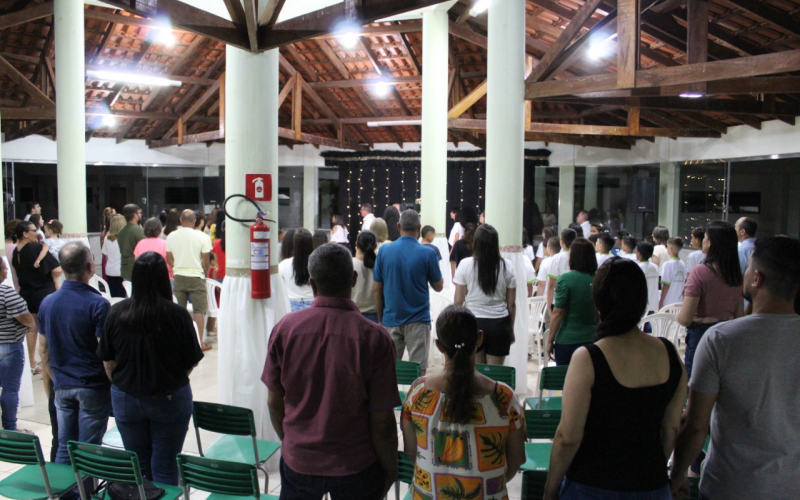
180, 209, 196, 227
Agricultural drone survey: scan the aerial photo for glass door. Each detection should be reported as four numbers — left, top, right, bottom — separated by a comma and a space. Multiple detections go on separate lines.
678, 162, 729, 241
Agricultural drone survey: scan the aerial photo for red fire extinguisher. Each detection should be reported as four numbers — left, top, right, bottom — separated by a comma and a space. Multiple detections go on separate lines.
250, 214, 271, 299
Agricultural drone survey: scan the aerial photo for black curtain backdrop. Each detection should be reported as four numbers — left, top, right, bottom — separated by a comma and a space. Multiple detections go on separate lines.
321, 149, 550, 247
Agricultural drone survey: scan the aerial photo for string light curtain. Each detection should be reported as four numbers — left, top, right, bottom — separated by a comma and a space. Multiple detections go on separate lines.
322, 149, 550, 245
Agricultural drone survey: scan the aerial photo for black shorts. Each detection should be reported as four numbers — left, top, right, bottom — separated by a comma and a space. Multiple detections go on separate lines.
476, 315, 513, 357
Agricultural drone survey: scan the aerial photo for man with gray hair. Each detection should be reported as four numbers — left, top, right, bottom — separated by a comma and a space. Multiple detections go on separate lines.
263, 244, 400, 499
374, 209, 443, 374
38, 242, 111, 465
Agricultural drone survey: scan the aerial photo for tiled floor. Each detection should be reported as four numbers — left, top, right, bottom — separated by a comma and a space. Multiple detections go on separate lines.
6, 336, 543, 500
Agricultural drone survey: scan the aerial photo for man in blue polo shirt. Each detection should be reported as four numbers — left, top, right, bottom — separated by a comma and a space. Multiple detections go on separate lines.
38, 242, 111, 465
374, 210, 443, 374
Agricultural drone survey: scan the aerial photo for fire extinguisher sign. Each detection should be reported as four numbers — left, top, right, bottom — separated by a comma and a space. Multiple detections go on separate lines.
245, 174, 272, 202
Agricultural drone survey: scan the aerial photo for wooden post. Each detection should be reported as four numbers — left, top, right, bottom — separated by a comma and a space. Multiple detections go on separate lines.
687, 0, 709, 95
617, 0, 641, 88
293, 73, 303, 140
177, 116, 184, 145
627, 105, 641, 135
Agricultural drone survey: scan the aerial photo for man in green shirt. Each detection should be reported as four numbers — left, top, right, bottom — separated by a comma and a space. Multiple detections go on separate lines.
117, 204, 144, 282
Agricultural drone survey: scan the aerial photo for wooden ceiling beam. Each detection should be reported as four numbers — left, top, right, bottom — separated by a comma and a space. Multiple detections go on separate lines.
540, 95, 800, 116
315, 23, 423, 39
447, 80, 486, 118
398, 33, 421, 75
162, 78, 221, 139
314, 40, 350, 80
0, 54, 54, 108
0, 106, 219, 122
149, 129, 223, 148
243, 0, 259, 52
553, 76, 800, 98
5, 119, 52, 142
528, 121, 720, 138
723, 0, 800, 38
677, 111, 729, 134
671, 10, 769, 57
222, 0, 246, 25
617, 0, 641, 88
0, 2, 52, 30
277, 126, 366, 150
259, 0, 288, 28
685, 0, 708, 95
285, 44, 320, 81
307, 75, 422, 89
640, 10, 740, 61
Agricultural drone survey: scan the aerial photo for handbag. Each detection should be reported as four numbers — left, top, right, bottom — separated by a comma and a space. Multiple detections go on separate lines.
106, 478, 165, 500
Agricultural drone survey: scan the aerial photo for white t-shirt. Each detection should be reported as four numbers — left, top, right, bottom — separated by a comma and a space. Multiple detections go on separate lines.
165, 227, 212, 279
580, 221, 591, 238
102, 238, 122, 277
453, 257, 517, 319
44, 238, 66, 261
660, 258, 686, 307
523, 257, 535, 285
596, 253, 613, 267
524, 245, 535, 262
537, 256, 554, 297
535, 243, 544, 260
618, 250, 637, 261
448, 222, 464, 247
331, 225, 349, 243
351, 258, 375, 313
687, 249, 705, 274
546, 250, 570, 281
638, 260, 660, 313
361, 213, 375, 233
278, 258, 314, 301
652, 244, 670, 271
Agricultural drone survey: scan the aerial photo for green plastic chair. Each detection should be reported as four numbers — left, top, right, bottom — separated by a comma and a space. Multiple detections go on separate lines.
176, 454, 278, 500
526, 365, 568, 411
394, 451, 414, 500
0, 430, 77, 500
475, 363, 516, 391
688, 477, 701, 500
520, 442, 553, 472
396, 360, 422, 408
521, 470, 548, 500
192, 402, 281, 493
66, 441, 182, 500
524, 409, 561, 440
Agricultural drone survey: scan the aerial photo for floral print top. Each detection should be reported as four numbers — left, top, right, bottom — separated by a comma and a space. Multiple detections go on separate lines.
401, 377, 523, 500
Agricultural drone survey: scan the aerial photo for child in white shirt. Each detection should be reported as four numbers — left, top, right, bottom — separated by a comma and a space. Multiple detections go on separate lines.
636, 242, 661, 315
595, 233, 615, 267
659, 237, 687, 310
536, 237, 560, 298
617, 236, 639, 260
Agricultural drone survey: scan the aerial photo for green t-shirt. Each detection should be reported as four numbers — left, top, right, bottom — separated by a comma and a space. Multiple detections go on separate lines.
553, 270, 597, 345
117, 223, 144, 280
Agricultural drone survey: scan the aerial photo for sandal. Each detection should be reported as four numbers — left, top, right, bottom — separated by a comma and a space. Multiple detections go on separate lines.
31, 364, 42, 375
201, 343, 212, 351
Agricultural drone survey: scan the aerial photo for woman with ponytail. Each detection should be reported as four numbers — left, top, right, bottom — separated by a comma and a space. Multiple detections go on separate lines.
401, 306, 525, 500
544, 258, 687, 500
352, 231, 378, 322
453, 224, 517, 366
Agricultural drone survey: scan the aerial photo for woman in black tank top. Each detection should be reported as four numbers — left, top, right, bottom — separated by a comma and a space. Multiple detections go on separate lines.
544, 258, 688, 500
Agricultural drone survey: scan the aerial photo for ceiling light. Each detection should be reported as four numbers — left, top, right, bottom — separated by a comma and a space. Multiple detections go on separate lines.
679, 93, 704, 98
102, 115, 117, 127
373, 81, 390, 97
588, 42, 609, 60
771, 154, 780, 159
469, 0, 491, 16
86, 69, 182, 87
155, 28, 175, 47
339, 30, 358, 48
367, 119, 422, 127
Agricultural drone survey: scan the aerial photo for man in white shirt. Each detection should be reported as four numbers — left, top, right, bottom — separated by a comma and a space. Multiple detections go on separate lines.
167, 209, 212, 351
595, 233, 615, 267
636, 242, 660, 314
576, 210, 591, 238
23, 201, 40, 221
360, 203, 375, 233
686, 227, 706, 275
546, 228, 577, 312
659, 238, 687, 310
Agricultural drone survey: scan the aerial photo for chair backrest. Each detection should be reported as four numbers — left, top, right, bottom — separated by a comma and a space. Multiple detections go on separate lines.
0, 429, 44, 466
639, 313, 681, 345
524, 409, 561, 440
397, 452, 414, 485
89, 274, 110, 294
527, 297, 547, 335
122, 280, 132, 296
539, 365, 568, 394
521, 471, 548, 500
193, 401, 256, 437
658, 302, 682, 315
177, 454, 259, 499
475, 363, 516, 391
396, 360, 421, 386
429, 292, 454, 324
205, 279, 222, 315
67, 441, 146, 500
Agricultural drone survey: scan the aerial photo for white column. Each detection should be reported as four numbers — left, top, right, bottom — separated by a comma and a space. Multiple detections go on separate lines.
54, 0, 87, 240
658, 162, 681, 235
303, 165, 318, 230
219, 47, 287, 448
534, 167, 546, 215
486, 0, 528, 393
559, 165, 575, 231
421, 8, 451, 288
584, 166, 598, 212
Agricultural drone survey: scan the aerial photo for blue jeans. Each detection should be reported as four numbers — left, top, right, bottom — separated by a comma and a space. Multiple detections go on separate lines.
560, 479, 671, 499
54, 387, 111, 464
279, 458, 385, 500
0, 341, 24, 430
555, 343, 591, 366
290, 300, 313, 312
111, 384, 193, 485
684, 322, 719, 379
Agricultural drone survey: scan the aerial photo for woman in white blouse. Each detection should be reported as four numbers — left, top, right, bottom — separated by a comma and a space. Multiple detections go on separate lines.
278, 228, 314, 311
330, 214, 349, 244
351, 231, 378, 322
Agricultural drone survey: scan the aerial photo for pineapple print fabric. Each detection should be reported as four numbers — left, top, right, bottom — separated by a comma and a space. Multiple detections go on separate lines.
402, 378, 523, 500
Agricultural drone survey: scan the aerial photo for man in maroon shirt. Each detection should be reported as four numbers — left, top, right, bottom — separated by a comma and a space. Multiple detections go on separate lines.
263, 243, 400, 500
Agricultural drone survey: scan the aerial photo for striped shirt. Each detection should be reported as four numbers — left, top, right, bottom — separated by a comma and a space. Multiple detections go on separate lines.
0, 284, 28, 343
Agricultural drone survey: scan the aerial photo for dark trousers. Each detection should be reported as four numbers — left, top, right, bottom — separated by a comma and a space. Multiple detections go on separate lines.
107, 276, 127, 298
279, 458, 385, 500
47, 381, 58, 462
685, 322, 718, 474
111, 384, 193, 485
555, 343, 591, 366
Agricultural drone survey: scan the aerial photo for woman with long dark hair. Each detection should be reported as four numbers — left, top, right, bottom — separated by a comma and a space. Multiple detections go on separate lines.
98, 252, 204, 486
448, 207, 463, 250
279, 228, 314, 311
453, 224, 517, 365
330, 214, 349, 245
544, 258, 686, 500
383, 205, 401, 242
280, 228, 296, 261
536, 225, 557, 271
546, 238, 598, 365
161, 208, 180, 240
678, 220, 743, 377
449, 222, 476, 277
352, 231, 378, 322
401, 306, 525, 499
651, 226, 670, 270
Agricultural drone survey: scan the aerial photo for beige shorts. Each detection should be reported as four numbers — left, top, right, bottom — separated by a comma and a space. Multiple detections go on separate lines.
173, 275, 208, 315
386, 322, 431, 370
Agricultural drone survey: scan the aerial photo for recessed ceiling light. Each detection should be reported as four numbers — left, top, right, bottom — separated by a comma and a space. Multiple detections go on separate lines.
155, 28, 175, 47
679, 93, 704, 98
339, 30, 358, 48
102, 115, 117, 127
86, 69, 182, 87
373, 81, 390, 97
771, 154, 780, 159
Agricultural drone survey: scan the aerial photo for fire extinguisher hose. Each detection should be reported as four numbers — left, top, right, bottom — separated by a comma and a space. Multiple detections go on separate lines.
223, 194, 276, 224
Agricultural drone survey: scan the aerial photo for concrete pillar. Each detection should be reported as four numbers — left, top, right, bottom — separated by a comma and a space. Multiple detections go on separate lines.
420, 7, 451, 287
559, 165, 575, 231
219, 47, 287, 445
534, 167, 546, 215
55, 0, 87, 238
303, 165, 318, 230
584, 166, 598, 212
658, 162, 681, 236
486, 0, 527, 393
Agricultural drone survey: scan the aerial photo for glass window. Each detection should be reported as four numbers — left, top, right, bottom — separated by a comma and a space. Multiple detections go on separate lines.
278, 167, 303, 230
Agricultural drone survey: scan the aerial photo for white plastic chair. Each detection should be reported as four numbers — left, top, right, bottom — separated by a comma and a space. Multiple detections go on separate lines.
206, 279, 222, 319
89, 274, 111, 301
639, 313, 681, 347
527, 296, 547, 362
658, 303, 685, 340
429, 291, 454, 366
122, 280, 132, 297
